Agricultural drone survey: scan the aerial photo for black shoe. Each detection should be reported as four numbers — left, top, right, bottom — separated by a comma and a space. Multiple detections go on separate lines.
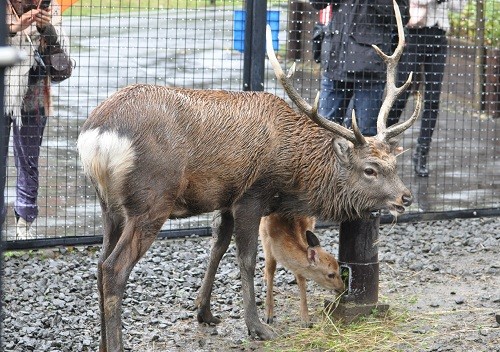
412, 144, 430, 177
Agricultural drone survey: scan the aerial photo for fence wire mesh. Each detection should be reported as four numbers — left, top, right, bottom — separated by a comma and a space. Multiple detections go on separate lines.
2, 0, 499, 248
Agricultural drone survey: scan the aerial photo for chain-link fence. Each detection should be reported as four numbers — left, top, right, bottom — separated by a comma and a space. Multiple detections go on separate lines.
2, 0, 499, 250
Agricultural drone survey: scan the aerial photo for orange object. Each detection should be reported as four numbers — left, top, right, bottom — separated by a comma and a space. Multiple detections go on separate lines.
59, 0, 79, 12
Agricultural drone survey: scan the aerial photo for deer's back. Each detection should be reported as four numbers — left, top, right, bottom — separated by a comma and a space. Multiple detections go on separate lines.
260, 214, 316, 266
79, 84, 304, 217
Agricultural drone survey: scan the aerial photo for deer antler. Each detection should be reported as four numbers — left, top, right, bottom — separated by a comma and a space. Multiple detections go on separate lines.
265, 27, 364, 145
266, 0, 419, 144
373, 0, 422, 141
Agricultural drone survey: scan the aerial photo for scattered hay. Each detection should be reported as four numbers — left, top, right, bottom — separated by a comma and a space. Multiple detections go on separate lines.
263, 304, 436, 352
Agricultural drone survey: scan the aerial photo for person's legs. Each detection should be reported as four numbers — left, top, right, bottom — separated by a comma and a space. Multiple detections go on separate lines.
318, 76, 353, 124
349, 79, 385, 136
0, 117, 12, 226
418, 30, 447, 146
388, 29, 424, 127
12, 108, 47, 228
412, 28, 447, 177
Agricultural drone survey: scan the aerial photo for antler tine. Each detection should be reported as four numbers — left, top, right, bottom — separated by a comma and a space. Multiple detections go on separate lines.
351, 110, 367, 145
265, 25, 359, 145
373, 0, 417, 141
386, 90, 422, 140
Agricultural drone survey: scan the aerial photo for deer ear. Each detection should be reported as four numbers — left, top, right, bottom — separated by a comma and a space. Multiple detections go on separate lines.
388, 139, 401, 154
332, 138, 352, 164
307, 247, 318, 266
306, 231, 320, 266
306, 230, 320, 247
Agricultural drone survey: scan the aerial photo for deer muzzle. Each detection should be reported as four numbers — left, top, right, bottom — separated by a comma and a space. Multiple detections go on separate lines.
402, 194, 413, 207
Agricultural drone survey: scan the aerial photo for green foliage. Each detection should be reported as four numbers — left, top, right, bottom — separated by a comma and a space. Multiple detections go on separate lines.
65, 0, 217, 16
449, 0, 500, 47
65, 0, 284, 17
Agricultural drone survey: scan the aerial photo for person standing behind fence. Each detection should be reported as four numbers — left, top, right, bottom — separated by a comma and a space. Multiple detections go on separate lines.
387, 0, 465, 177
309, 0, 409, 137
3, 0, 70, 239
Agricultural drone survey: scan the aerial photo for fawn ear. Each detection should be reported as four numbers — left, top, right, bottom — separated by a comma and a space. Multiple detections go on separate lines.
306, 231, 320, 266
306, 230, 320, 247
307, 247, 318, 266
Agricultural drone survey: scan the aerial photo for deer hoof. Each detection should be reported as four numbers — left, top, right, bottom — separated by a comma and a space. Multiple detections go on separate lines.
301, 321, 313, 329
247, 323, 277, 340
196, 309, 222, 325
265, 316, 274, 324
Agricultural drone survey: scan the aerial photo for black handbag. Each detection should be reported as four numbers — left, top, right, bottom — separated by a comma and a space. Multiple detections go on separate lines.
41, 44, 74, 83
312, 23, 325, 64
38, 24, 74, 83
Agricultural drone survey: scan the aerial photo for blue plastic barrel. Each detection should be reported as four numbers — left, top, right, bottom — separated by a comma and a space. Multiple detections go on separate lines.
233, 10, 280, 53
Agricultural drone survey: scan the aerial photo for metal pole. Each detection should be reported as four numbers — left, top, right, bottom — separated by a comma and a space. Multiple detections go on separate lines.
243, 0, 267, 91
325, 215, 389, 322
1, 4, 9, 349
473, 0, 485, 112
287, 1, 304, 61
0, 10, 23, 350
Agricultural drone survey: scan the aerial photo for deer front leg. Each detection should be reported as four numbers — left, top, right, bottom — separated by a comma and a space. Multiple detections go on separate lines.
196, 210, 234, 324
296, 274, 311, 328
233, 205, 276, 340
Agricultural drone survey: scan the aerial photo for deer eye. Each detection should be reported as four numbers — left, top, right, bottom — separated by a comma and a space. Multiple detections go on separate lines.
364, 168, 377, 177
328, 273, 336, 279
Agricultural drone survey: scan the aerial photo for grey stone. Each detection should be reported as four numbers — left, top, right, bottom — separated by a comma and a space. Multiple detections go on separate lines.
454, 297, 465, 305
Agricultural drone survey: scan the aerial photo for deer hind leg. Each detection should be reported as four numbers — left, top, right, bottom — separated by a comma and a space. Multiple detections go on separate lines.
98, 209, 125, 352
233, 202, 276, 340
296, 274, 311, 327
196, 210, 234, 325
101, 209, 170, 352
263, 254, 277, 324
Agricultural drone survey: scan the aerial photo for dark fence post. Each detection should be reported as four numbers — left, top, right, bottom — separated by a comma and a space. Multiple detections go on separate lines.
0, 5, 7, 349
287, 1, 304, 61
325, 215, 389, 322
1, 3, 13, 348
0, 9, 23, 348
243, 0, 267, 91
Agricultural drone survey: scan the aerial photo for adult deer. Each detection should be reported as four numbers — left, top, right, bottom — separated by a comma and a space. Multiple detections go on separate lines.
77, 0, 419, 350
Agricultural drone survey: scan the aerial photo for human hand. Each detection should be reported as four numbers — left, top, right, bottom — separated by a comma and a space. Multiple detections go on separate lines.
34, 8, 52, 29
10, 9, 40, 33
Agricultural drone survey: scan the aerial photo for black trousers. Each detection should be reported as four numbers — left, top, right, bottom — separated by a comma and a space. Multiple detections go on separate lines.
388, 26, 448, 145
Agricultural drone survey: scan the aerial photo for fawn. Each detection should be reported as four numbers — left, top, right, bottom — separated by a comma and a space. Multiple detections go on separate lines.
260, 214, 345, 325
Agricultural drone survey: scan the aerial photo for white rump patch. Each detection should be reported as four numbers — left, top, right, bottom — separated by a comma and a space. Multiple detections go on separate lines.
77, 129, 135, 205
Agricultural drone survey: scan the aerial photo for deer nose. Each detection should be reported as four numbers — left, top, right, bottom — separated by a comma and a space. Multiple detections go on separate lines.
402, 194, 413, 207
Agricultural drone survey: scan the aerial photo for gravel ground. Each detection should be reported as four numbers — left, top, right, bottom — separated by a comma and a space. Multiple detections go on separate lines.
2, 217, 500, 351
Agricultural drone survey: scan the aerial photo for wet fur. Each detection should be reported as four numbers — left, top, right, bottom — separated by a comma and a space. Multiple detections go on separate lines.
78, 84, 412, 351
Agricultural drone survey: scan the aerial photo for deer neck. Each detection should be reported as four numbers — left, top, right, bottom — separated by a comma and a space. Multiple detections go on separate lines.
285, 128, 354, 222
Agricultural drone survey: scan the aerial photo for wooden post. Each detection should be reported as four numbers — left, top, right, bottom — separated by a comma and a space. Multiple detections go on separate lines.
325, 214, 389, 322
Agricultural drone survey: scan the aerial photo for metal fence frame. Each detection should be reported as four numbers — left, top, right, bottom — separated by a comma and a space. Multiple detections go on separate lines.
1, 1, 499, 252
